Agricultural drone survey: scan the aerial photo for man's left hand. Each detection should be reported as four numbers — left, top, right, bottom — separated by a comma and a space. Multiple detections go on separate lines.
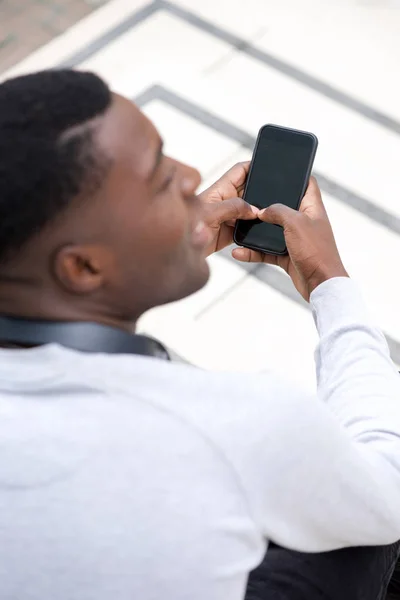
198, 162, 258, 256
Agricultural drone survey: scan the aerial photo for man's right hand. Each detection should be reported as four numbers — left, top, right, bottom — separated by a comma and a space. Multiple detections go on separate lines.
232, 177, 348, 301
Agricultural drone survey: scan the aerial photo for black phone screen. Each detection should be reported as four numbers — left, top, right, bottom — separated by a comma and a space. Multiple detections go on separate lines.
234, 125, 317, 254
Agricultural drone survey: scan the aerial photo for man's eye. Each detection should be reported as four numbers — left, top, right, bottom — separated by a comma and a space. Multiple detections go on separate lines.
159, 167, 176, 192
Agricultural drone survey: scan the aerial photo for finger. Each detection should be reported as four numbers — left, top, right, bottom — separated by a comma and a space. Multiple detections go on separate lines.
213, 161, 250, 193
211, 197, 258, 225
258, 203, 299, 227
300, 176, 327, 219
232, 247, 279, 266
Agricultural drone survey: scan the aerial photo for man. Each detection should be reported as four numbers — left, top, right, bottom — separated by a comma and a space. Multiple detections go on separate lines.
0, 69, 400, 600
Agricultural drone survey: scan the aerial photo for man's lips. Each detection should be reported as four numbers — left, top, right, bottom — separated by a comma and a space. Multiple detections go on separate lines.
191, 219, 212, 248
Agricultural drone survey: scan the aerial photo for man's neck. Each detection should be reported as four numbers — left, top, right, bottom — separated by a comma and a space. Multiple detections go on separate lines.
0, 288, 137, 334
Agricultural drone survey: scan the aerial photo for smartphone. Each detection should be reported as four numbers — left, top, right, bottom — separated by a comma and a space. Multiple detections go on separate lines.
233, 124, 318, 255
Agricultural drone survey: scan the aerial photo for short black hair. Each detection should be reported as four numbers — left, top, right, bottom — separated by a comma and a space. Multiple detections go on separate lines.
0, 69, 112, 263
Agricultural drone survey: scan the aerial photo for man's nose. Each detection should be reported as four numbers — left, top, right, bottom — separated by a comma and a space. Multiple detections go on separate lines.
180, 163, 201, 195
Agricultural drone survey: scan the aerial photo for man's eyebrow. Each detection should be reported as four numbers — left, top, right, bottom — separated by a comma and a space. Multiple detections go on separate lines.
147, 139, 164, 181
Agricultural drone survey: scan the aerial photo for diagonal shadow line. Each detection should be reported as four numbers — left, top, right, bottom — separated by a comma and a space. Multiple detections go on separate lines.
135, 84, 400, 364
135, 84, 400, 236
159, 0, 400, 137
54, 0, 400, 137
218, 249, 400, 366
57, 1, 161, 68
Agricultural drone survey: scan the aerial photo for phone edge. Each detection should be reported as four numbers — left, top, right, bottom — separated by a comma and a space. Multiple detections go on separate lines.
233, 127, 319, 256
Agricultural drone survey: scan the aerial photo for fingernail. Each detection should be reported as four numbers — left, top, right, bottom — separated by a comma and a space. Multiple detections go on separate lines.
250, 205, 259, 214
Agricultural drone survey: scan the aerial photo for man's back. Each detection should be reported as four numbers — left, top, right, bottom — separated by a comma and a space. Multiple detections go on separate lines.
0, 345, 267, 600
1, 278, 400, 600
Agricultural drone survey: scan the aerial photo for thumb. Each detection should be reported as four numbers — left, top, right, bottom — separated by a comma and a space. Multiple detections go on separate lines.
258, 203, 299, 227
208, 197, 259, 225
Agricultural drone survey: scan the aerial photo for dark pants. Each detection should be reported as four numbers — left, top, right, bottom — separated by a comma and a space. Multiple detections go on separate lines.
245, 543, 400, 600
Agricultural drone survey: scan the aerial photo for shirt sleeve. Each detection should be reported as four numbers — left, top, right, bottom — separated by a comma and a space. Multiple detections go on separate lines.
189, 277, 400, 552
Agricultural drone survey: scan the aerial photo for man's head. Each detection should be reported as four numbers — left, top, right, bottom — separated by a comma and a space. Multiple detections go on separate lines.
0, 69, 209, 327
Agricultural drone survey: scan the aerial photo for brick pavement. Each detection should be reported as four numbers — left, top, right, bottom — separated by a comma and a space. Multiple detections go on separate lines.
0, 0, 109, 73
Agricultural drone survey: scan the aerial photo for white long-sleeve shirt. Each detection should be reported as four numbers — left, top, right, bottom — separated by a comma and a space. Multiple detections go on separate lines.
0, 277, 400, 600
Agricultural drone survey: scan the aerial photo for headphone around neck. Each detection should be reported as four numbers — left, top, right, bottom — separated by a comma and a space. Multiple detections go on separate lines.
0, 316, 170, 360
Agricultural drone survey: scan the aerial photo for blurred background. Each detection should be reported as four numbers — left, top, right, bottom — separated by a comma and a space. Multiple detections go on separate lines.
1, 0, 400, 390
0, 0, 109, 72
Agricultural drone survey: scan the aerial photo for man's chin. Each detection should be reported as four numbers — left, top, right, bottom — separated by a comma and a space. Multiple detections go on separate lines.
180, 257, 210, 300
192, 257, 211, 292
153, 257, 210, 310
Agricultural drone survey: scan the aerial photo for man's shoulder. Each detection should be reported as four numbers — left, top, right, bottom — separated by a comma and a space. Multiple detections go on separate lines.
88, 351, 250, 396
87, 352, 307, 419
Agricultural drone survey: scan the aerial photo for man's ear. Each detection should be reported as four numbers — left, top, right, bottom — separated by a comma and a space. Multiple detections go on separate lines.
52, 245, 109, 294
